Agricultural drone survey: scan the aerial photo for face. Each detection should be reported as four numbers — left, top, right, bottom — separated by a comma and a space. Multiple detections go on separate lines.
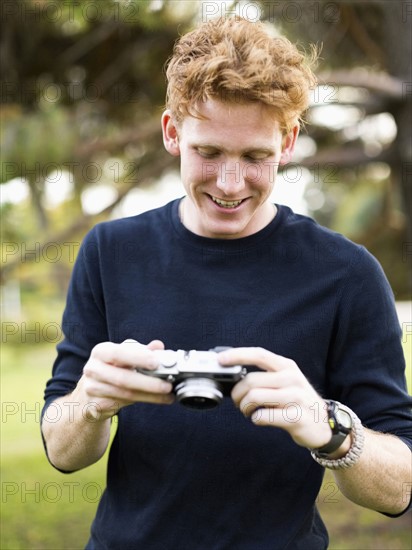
162, 99, 298, 239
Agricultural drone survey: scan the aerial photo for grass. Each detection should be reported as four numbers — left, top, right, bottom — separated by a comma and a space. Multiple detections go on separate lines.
1, 336, 411, 550
1, 345, 109, 549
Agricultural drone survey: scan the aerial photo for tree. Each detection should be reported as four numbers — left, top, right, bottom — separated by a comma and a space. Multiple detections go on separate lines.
1, 0, 411, 298
1, 0, 195, 291
260, 0, 411, 297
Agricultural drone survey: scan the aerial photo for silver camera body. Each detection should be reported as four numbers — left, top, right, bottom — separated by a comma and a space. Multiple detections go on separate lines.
137, 347, 246, 409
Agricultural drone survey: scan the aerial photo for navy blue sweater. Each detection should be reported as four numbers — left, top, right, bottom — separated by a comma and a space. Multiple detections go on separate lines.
44, 200, 412, 549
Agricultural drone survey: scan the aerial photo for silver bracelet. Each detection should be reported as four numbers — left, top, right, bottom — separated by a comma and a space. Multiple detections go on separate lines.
311, 405, 365, 470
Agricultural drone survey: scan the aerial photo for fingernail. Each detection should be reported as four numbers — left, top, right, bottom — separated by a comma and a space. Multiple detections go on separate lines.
251, 411, 260, 423
161, 382, 173, 393
163, 393, 175, 403
218, 351, 230, 362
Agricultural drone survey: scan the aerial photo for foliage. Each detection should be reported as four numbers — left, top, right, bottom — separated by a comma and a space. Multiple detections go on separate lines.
261, 0, 411, 298
1, 0, 190, 295
1, 0, 411, 299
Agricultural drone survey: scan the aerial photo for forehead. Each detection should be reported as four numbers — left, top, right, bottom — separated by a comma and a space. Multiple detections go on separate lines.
179, 99, 283, 148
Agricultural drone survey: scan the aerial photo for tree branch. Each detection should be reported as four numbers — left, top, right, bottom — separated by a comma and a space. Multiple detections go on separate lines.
74, 118, 161, 159
60, 21, 121, 66
340, 4, 387, 67
317, 69, 404, 100
283, 145, 395, 171
1, 153, 177, 279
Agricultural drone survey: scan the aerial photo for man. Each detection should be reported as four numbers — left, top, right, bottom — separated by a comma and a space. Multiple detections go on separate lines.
42, 17, 411, 549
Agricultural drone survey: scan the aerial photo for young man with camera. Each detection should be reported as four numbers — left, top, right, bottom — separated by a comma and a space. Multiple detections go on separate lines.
42, 17, 412, 549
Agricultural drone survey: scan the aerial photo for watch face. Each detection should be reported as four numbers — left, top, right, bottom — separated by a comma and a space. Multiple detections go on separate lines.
336, 409, 352, 430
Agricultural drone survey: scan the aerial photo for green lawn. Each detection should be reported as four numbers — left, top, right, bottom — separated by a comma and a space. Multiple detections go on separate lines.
1, 345, 110, 549
1, 338, 411, 549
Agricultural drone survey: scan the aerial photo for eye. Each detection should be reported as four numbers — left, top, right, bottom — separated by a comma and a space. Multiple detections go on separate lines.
196, 148, 220, 159
244, 155, 267, 163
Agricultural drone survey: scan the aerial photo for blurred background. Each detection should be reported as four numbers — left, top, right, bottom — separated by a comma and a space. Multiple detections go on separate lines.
1, 1, 411, 548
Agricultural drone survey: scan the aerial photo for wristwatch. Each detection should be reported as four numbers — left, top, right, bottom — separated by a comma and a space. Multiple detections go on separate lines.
315, 400, 352, 456
311, 400, 365, 469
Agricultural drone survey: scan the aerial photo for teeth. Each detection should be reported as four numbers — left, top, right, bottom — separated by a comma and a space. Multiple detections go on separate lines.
211, 196, 243, 208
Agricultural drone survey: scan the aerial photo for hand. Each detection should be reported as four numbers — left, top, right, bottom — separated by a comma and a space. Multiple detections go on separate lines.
74, 339, 174, 421
218, 347, 332, 449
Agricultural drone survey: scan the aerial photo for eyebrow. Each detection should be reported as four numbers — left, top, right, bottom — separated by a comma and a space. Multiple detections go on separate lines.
193, 143, 276, 156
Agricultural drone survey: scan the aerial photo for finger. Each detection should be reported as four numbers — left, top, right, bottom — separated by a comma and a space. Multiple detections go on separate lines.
237, 393, 302, 429
218, 347, 296, 373
91, 341, 159, 370
84, 380, 175, 406
250, 407, 290, 428
122, 338, 165, 364
237, 384, 299, 411
84, 361, 172, 394
237, 388, 284, 416
123, 338, 165, 350
231, 372, 284, 404
147, 339, 165, 351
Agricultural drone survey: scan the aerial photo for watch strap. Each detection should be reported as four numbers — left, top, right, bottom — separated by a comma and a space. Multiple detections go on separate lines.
311, 402, 365, 470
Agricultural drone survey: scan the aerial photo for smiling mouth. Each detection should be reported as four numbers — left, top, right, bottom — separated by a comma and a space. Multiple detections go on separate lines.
211, 195, 244, 208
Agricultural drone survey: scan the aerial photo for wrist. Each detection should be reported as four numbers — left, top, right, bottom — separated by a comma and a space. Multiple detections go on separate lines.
325, 433, 352, 459
311, 401, 365, 469
73, 377, 120, 423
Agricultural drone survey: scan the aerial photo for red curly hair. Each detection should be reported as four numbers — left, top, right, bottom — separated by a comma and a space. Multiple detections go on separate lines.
165, 17, 318, 133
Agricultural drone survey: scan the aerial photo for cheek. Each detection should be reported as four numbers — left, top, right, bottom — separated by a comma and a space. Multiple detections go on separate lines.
182, 154, 214, 184
243, 164, 264, 185
264, 161, 281, 189
245, 163, 277, 191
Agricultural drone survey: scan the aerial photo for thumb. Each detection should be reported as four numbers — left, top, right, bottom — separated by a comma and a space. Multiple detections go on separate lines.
147, 339, 165, 351
122, 338, 165, 351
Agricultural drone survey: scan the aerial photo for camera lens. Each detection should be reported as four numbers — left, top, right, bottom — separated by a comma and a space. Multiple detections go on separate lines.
175, 378, 223, 409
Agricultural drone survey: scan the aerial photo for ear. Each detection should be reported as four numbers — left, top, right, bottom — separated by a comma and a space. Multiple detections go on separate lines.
161, 110, 181, 157
279, 125, 299, 166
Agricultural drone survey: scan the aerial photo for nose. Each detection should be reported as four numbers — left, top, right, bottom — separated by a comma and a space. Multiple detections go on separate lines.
216, 161, 246, 196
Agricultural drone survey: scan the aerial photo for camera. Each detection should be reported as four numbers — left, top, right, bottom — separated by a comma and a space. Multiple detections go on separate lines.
136, 347, 246, 409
